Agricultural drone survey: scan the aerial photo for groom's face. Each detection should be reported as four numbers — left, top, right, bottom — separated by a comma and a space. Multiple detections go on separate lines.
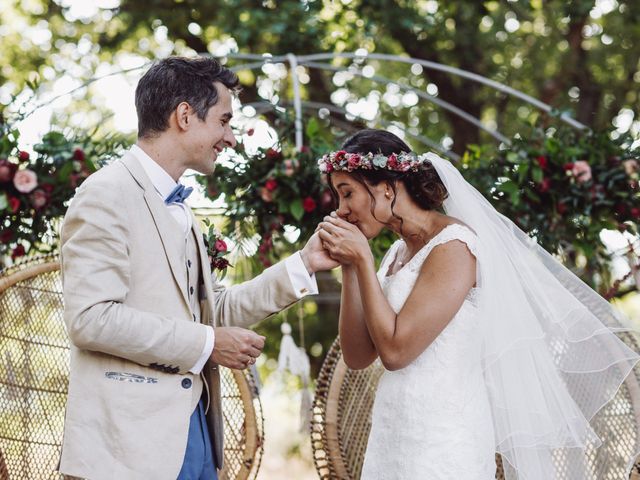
183, 82, 237, 175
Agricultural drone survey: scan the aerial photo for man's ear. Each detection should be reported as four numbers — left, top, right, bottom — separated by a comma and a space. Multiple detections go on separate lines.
174, 102, 192, 131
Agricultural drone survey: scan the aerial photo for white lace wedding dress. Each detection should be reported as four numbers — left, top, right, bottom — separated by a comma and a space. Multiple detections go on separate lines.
361, 224, 496, 480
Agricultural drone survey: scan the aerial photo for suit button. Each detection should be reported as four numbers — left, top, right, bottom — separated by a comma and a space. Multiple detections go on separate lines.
190, 286, 194, 295
188, 260, 192, 268
182, 378, 192, 389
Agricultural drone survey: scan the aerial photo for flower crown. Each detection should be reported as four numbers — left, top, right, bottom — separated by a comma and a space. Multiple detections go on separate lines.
317, 150, 428, 173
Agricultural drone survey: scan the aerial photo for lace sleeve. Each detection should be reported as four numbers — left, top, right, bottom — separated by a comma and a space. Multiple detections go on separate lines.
409, 224, 478, 272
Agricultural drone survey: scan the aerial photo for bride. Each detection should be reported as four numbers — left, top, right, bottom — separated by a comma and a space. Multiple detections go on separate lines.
316, 129, 640, 479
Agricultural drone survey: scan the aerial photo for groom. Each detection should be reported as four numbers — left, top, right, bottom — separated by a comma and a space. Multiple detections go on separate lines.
59, 56, 336, 480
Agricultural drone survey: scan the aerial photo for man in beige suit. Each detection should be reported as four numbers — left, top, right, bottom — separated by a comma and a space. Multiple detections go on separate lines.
59, 56, 337, 480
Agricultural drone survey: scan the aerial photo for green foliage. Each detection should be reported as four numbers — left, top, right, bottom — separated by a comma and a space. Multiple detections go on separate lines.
0, 119, 129, 263
463, 119, 639, 292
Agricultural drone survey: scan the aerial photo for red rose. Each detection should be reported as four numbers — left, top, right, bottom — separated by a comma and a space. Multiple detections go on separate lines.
303, 196, 317, 213
615, 204, 626, 215
8, 197, 20, 213
214, 239, 227, 253
631, 207, 640, 219
11, 244, 26, 260
266, 148, 281, 160
325, 163, 334, 173
536, 155, 548, 170
300, 145, 310, 153
563, 163, 574, 172
557, 202, 567, 215
41, 183, 54, 194
347, 155, 360, 169
538, 178, 551, 193
265, 178, 278, 191
335, 150, 347, 161
0, 159, 17, 182
73, 148, 85, 161
0, 229, 13, 243
246, 128, 255, 136
18, 151, 29, 162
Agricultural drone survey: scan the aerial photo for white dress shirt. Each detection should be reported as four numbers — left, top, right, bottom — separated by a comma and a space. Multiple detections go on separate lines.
130, 145, 318, 373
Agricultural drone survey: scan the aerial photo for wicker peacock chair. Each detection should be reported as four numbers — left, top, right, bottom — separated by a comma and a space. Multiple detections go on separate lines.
311, 337, 640, 480
0, 255, 264, 480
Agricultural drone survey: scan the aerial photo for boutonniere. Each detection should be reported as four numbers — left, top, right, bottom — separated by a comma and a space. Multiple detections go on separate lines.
202, 219, 232, 279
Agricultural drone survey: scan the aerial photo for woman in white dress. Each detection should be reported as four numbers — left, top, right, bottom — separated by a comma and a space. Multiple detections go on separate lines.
317, 129, 640, 480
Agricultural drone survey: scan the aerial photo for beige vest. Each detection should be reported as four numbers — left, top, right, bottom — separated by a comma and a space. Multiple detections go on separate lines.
185, 229, 204, 411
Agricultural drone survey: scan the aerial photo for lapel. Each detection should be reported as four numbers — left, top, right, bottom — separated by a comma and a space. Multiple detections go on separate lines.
190, 214, 217, 327
120, 153, 190, 310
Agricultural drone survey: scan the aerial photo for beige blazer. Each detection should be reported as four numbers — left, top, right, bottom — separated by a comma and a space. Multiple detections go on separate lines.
59, 153, 300, 480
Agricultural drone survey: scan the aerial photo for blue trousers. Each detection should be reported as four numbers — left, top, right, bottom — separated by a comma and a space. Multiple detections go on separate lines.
176, 399, 217, 480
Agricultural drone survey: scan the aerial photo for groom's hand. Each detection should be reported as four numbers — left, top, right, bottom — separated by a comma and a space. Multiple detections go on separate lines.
210, 327, 265, 370
300, 231, 340, 273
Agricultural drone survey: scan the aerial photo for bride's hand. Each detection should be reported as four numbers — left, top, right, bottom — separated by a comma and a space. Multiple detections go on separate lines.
318, 213, 372, 266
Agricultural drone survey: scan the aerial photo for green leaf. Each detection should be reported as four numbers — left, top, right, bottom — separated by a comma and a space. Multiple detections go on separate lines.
290, 198, 304, 221
0, 192, 7, 211
305, 117, 320, 139
531, 166, 543, 183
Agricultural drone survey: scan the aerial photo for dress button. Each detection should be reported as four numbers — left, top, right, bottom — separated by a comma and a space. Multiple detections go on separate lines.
188, 260, 192, 268
181, 378, 192, 389
190, 286, 194, 295
192, 314, 196, 321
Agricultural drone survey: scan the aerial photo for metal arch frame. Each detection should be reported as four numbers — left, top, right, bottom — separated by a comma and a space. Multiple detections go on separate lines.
222, 51, 587, 154
242, 100, 461, 161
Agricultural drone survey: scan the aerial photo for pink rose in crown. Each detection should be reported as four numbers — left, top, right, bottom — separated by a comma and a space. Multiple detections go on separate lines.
214, 239, 227, 253
571, 161, 592, 183
347, 154, 360, 170
387, 153, 399, 170
13, 169, 38, 193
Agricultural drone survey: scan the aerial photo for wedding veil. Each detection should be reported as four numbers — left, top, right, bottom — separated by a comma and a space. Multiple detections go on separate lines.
426, 152, 640, 479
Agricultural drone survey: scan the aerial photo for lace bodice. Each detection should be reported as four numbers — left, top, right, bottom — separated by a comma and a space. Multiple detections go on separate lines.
361, 224, 496, 479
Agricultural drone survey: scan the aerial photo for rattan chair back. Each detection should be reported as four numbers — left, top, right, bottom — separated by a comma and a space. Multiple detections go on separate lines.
0, 255, 263, 480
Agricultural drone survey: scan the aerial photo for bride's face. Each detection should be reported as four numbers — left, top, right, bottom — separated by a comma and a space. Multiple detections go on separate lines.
330, 172, 391, 239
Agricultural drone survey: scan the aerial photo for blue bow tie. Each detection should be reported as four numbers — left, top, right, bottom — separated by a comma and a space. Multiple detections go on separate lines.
165, 183, 193, 204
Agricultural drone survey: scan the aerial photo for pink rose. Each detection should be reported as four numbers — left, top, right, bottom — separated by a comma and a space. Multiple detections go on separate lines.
260, 187, 273, 203
571, 161, 592, 184
283, 160, 296, 177
214, 239, 227, 253
623, 159, 638, 176
13, 169, 38, 193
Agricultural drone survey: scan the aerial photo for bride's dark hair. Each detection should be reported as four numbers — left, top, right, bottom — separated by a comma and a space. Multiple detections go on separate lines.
333, 129, 448, 212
